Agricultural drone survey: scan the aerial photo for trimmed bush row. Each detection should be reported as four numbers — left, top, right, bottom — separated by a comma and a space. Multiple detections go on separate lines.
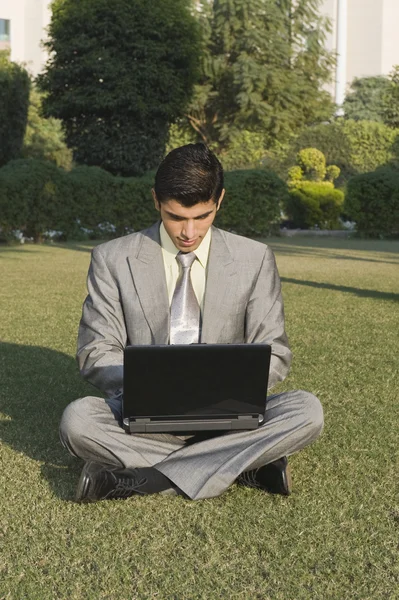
0, 159, 286, 242
1, 158, 398, 241
345, 167, 399, 237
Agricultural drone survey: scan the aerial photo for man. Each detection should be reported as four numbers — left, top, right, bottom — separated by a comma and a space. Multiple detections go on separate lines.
60, 143, 323, 502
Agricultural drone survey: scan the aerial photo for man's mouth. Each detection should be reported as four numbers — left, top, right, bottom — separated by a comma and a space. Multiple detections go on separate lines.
179, 238, 197, 247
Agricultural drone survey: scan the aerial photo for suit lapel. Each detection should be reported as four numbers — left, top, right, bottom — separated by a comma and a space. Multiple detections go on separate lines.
201, 227, 237, 343
127, 222, 170, 343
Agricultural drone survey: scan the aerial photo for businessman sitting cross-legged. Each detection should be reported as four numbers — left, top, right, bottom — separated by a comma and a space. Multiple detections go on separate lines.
60, 143, 324, 502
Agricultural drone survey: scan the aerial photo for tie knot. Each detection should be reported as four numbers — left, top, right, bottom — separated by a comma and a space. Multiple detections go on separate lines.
176, 251, 197, 269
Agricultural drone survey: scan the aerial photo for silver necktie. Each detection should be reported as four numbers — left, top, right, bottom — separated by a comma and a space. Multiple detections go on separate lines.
170, 251, 200, 345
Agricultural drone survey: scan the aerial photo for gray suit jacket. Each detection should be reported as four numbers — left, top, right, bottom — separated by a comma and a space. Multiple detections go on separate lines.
77, 222, 292, 398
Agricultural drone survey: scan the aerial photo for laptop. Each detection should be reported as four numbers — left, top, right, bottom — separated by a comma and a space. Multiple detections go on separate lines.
122, 343, 271, 434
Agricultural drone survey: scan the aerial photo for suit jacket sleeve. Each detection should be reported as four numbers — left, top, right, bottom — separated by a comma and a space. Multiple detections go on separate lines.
76, 246, 127, 398
245, 246, 292, 390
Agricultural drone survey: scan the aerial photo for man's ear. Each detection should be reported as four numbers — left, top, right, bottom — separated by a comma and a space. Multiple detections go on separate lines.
216, 188, 225, 211
152, 188, 160, 212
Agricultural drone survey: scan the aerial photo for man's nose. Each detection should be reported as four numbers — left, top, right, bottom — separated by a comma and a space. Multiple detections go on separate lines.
182, 220, 195, 239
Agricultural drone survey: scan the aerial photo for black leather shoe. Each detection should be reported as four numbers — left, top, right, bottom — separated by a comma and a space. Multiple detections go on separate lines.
237, 456, 292, 496
75, 461, 149, 503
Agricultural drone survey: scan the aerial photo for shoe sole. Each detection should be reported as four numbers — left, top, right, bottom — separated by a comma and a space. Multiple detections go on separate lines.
75, 462, 93, 503
282, 463, 292, 496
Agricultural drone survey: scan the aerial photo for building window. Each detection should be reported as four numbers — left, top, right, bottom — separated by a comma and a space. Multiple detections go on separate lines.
0, 19, 10, 42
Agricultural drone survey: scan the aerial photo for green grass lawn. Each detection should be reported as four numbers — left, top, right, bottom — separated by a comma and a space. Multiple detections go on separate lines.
0, 237, 398, 600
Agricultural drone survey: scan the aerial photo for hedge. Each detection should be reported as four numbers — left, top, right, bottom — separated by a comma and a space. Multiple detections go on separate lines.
345, 167, 399, 237
0, 159, 70, 242
0, 160, 286, 241
216, 169, 286, 237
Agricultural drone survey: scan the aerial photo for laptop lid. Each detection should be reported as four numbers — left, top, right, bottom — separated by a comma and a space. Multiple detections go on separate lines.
123, 344, 271, 429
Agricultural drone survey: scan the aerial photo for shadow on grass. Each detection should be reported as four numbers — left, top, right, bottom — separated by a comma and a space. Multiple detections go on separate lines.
0, 242, 99, 256
281, 277, 399, 302
50, 242, 97, 253
268, 244, 399, 265
0, 342, 95, 500
0, 246, 43, 258
266, 237, 399, 253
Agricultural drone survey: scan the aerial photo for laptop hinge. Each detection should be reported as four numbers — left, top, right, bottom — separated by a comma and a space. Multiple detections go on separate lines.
123, 415, 260, 434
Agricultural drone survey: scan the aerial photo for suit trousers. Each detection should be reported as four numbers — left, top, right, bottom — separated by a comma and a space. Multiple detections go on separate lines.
59, 390, 323, 500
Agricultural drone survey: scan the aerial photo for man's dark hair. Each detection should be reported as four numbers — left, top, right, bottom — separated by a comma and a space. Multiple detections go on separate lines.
154, 143, 224, 207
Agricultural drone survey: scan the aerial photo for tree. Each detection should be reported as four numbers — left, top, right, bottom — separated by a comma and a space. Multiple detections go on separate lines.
38, 0, 201, 176
382, 66, 399, 129
343, 76, 390, 122
0, 51, 30, 167
184, 0, 335, 153
22, 87, 73, 170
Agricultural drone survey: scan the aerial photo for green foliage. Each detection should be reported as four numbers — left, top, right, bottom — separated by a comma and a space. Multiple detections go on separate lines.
22, 88, 73, 170
67, 166, 116, 236
38, 0, 201, 176
0, 159, 70, 242
0, 160, 158, 242
296, 148, 327, 181
343, 76, 390, 122
166, 122, 198, 155
382, 65, 399, 129
288, 148, 339, 184
216, 169, 287, 236
186, 0, 335, 151
66, 167, 158, 238
325, 165, 340, 182
0, 51, 31, 167
112, 172, 158, 236
0, 162, 30, 239
345, 167, 399, 237
0, 157, 287, 241
285, 181, 344, 229
286, 148, 342, 228
288, 119, 399, 183
216, 130, 270, 171
287, 165, 303, 183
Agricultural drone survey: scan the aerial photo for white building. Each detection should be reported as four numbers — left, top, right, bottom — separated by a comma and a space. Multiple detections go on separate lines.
0, 0, 51, 77
321, 0, 399, 104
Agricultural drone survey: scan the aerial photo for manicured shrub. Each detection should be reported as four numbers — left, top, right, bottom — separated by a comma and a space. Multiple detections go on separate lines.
111, 173, 158, 236
326, 165, 340, 182
345, 167, 399, 237
0, 159, 70, 242
216, 169, 286, 237
285, 148, 343, 228
285, 182, 344, 229
67, 166, 116, 233
296, 148, 327, 181
0, 162, 30, 239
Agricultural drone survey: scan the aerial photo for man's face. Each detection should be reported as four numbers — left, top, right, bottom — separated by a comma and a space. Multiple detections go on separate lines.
153, 190, 225, 253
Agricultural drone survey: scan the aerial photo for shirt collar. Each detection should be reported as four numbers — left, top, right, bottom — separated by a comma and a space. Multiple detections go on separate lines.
159, 222, 212, 268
